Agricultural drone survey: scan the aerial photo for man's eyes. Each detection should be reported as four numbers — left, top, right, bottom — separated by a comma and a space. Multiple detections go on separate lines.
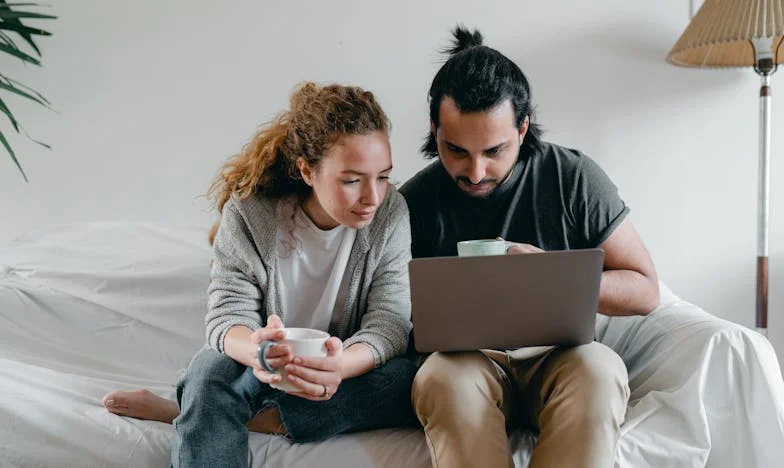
445, 145, 503, 156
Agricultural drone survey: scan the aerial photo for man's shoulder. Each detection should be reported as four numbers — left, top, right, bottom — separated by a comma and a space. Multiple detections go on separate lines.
534, 141, 588, 171
399, 160, 444, 202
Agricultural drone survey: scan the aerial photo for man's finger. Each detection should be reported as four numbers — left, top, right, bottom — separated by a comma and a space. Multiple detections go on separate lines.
507, 244, 543, 255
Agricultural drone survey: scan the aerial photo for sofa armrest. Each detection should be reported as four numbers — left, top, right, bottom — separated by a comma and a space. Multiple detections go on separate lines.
596, 282, 784, 468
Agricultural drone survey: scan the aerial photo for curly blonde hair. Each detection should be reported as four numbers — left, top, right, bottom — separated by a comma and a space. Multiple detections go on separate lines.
207, 82, 390, 219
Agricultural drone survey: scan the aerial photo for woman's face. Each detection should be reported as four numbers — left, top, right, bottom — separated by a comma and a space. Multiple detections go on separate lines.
298, 130, 393, 230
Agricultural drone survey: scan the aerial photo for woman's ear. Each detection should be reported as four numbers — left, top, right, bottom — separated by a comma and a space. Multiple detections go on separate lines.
296, 157, 314, 186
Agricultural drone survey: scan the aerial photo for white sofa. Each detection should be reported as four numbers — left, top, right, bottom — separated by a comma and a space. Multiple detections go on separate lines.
1, 222, 782, 467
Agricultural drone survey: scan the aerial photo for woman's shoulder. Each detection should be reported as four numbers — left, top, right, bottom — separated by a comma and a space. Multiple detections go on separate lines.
361, 186, 409, 246
227, 193, 283, 224
377, 185, 409, 225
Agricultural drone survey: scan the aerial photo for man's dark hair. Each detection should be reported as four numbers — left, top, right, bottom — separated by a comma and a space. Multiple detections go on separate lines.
422, 26, 543, 158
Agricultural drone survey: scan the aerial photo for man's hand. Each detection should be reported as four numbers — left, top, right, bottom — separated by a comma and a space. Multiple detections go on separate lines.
498, 237, 544, 255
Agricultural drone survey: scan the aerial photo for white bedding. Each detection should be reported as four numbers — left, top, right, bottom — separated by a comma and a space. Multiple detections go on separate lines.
1, 222, 782, 467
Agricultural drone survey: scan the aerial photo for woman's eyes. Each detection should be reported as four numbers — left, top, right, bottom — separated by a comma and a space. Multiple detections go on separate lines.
342, 176, 390, 185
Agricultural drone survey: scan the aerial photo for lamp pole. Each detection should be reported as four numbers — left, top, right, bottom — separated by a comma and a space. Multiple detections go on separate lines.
753, 37, 777, 337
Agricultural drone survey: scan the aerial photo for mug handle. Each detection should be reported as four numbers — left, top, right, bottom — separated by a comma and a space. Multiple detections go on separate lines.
257, 341, 277, 373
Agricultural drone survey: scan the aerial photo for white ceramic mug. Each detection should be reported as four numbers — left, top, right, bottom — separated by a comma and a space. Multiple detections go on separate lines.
457, 239, 513, 257
257, 327, 329, 392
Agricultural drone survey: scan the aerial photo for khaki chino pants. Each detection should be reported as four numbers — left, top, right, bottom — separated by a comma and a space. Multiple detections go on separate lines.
412, 342, 629, 468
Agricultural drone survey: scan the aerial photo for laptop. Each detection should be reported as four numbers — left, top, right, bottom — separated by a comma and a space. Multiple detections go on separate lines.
408, 248, 603, 353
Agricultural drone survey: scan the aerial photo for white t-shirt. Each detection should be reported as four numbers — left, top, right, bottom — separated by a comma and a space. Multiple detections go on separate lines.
276, 202, 356, 332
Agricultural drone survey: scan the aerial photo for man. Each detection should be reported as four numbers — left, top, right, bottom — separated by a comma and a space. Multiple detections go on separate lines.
399, 26, 660, 468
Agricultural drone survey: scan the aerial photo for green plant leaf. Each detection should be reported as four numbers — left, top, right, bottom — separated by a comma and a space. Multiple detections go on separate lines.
0, 42, 38, 63
0, 22, 50, 36
0, 97, 20, 132
0, 31, 19, 48
0, 0, 51, 56
0, 3, 47, 8
0, 129, 28, 182
0, 74, 49, 105
0, 0, 54, 181
0, 97, 50, 150
29, 136, 48, 148
0, 80, 47, 106
0, 10, 55, 20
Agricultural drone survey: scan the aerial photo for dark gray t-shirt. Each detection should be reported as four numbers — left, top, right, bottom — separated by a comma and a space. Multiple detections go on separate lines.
399, 141, 629, 258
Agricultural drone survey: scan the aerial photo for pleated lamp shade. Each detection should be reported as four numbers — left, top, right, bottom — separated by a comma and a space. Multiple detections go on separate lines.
667, 0, 784, 68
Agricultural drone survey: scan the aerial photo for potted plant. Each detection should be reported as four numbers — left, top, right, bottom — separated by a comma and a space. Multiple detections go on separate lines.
0, 0, 55, 181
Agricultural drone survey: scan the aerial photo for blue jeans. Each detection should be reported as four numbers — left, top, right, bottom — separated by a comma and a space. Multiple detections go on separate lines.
170, 347, 418, 467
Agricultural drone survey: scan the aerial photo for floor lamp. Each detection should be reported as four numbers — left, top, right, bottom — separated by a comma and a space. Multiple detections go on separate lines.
667, 0, 783, 337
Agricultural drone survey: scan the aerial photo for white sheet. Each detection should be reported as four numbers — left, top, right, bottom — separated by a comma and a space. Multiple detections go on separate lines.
1, 222, 782, 467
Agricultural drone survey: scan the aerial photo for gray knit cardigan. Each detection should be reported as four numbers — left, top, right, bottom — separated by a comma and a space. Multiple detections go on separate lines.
205, 186, 412, 366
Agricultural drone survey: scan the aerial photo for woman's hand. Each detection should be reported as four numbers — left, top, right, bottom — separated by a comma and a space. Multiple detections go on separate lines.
249, 315, 294, 386
283, 337, 344, 401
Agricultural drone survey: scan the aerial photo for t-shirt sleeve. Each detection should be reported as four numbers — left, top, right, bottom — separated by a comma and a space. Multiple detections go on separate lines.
570, 155, 629, 248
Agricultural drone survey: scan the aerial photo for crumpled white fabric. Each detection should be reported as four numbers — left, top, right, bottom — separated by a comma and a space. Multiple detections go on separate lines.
0, 222, 782, 467
598, 285, 784, 468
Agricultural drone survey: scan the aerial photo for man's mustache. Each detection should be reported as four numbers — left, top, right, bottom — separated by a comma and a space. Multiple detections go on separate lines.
456, 177, 496, 186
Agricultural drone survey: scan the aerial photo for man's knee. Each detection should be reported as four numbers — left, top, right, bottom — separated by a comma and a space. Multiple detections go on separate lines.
552, 342, 629, 415
412, 352, 505, 408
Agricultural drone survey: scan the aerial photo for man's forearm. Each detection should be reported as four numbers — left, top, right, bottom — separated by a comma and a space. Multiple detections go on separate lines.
598, 269, 660, 316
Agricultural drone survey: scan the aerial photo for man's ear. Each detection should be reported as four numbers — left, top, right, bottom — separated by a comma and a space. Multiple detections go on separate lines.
430, 120, 437, 137
296, 157, 313, 186
518, 115, 530, 145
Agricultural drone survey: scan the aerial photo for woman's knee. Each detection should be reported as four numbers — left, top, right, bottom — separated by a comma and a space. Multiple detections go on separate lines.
178, 348, 246, 405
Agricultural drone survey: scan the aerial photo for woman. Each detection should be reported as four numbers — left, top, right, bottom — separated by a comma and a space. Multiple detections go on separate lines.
102, 82, 417, 466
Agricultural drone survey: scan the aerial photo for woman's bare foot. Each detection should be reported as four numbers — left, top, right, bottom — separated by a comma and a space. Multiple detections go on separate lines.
102, 389, 287, 436
102, 389, 180, 423
246, 406, 288, 436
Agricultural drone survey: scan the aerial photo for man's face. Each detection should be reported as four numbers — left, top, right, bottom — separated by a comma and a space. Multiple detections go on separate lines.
433, 97, 528, 197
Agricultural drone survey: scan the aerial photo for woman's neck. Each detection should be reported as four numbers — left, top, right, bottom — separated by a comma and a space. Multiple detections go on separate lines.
299, 193, 339, 231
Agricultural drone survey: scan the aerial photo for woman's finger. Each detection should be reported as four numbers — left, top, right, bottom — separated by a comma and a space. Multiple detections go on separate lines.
250, 327, 286, 344
264, 344, 291, 359
285, 363, 333, 386
252, 366, 282, 385
285, 373, 330, 397
292, 355, 338, 371
261, 355, 293, 370
266, 314, 284, 329
325, 337, 343, 357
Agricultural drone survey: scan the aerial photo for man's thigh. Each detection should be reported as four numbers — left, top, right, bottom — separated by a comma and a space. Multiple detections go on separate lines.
507, 342, 628, 429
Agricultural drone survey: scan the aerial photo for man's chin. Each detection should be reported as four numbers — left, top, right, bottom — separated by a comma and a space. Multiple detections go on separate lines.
458, 181, 495, 197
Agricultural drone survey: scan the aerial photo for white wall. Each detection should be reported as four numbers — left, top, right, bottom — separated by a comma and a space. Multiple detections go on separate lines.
1, 0, 782, 358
